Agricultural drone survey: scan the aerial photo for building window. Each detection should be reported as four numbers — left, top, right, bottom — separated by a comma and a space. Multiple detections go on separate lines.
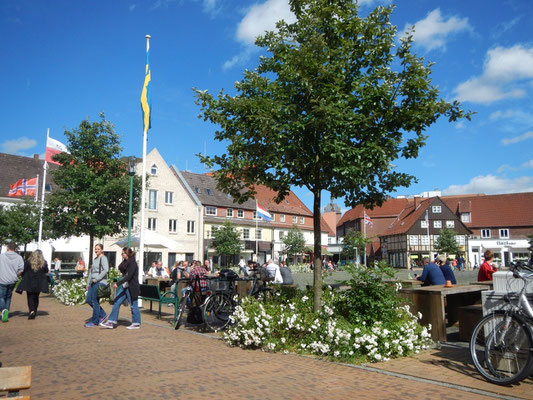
165, 191, 173, 205
226, 208, 233, 217
409, 235, 419, 245
148, 190, 157, 210
433, 220, 442, 228
242, 228, 250, 240
253, 211, 258, 219
206, 206, 216, 216
150, 164, 158, 175
432, 206, 442, 213
148, 217, 157, 231
206, 188, 213, 196
499, 229, 509, 239
292, 216, 297, 224
300, 216, 305, 224
194, 186, 202, 194
328, 237, 332, 244
280, 214, 285, 222
187, 220, 195, 234
279, 231, 286, 240
446, 220, 455, 228
169, 219, 177, 233
460, 212, 471, 223
237, 209, 244, 218
455, 235, 466, 245
421, 235, 430, 245
255, 229, 262, 240
421, 220, 428, 229
481, 229, 491, 238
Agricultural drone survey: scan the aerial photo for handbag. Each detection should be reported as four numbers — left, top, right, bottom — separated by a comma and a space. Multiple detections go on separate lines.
97, 283, 111, 299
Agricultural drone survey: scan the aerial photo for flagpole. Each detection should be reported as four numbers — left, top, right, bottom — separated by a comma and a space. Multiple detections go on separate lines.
139, 34, 151, 296
37, 129, 50, 250
255, 200, 258, 260
363, 210, 367, 267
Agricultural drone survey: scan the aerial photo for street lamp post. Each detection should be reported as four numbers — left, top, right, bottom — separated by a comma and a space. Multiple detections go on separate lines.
127, 157, 136, 248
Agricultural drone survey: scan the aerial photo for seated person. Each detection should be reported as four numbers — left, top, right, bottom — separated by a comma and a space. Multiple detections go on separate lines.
436, 254, 456, 285
279, 262, 294, 285
186, 260, 208, 293
415, 257, 446, 286
203, 259, 211, 274
75, 257, 86, 275
478, 250, 498, 281
266, 259, 283, 283
147, 260, 169, 278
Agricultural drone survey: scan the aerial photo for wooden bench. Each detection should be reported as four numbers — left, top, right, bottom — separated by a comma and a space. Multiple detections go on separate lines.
139, 284, 179, 319
458, 304, 483, 342
0, 365, 31, 399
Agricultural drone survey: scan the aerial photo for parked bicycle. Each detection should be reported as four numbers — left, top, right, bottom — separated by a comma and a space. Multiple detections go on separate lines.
174, 276, 207, 330
469, 263, 533, 385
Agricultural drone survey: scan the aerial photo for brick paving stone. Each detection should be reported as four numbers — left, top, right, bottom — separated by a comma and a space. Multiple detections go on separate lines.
0, 294, 523, 399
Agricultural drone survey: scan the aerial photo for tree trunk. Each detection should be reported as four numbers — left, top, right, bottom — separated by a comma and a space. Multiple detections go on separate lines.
312, 190, 322, 312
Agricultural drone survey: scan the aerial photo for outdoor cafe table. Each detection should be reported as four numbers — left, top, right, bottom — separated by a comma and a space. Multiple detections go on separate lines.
398, 284, 487, 342
145, 277, 173, 292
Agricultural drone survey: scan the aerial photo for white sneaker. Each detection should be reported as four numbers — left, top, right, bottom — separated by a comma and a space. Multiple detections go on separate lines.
126, 323, 140, 330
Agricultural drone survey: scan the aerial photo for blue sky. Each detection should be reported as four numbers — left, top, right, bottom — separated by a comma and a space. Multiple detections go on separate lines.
2, 0, 533, 212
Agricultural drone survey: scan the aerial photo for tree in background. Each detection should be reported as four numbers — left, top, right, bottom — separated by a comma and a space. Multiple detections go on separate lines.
194, 0, 471, 311
212, 221, 242, 266
282, 225, 306, 264
342, 228, 371, 263
45, 113, 142, 256
434, 228, 460, 256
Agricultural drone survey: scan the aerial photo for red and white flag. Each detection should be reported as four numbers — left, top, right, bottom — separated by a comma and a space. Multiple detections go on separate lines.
45, 136, 69, 165
8, 177, 37, 197
363, 211, 373, 227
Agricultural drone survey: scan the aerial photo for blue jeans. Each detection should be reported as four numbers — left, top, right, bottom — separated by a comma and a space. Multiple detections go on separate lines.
86, 282, 107, 324
108, 286, 140, 325
0, 282, 16, 311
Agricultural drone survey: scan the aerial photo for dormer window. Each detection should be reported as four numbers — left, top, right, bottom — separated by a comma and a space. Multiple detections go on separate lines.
150, 164, 158, 175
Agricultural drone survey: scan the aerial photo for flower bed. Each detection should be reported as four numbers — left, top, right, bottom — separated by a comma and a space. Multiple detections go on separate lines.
52, 268, 121, 305
223, 262, 432, 363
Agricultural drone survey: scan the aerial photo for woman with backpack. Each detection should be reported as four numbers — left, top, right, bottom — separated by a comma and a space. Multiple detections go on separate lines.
100, 247, 140, 329
85, 243, 109, 327
17, 250, 49, 319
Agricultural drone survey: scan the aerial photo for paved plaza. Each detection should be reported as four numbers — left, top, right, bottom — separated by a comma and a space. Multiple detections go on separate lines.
1, 294, 532, 399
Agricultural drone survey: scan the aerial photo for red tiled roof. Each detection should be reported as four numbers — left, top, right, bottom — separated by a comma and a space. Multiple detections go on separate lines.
381, 197, 434, 236
254, 185, 313, 217
337, 198, 410, 227
442, 192, 533, 228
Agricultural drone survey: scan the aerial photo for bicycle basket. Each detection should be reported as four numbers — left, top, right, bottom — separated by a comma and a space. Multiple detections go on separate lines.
208, 279, 230, 292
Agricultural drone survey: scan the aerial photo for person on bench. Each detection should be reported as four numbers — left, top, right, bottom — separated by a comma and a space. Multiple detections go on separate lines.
415, 257, 445, 286
147, 260, 169, 278
279, 262, 294, 285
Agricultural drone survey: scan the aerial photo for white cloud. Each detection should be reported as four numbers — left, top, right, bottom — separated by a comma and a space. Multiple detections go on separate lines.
402, 9, 470, 51
1, 137, 37, 154
455, 45, 533, 104
490, 110, 514, 120
203, 0, 217, 14
442, 174, 533, 196
501, 131, 533, 145
521, 159, 533, 169
236, 0, 295, 45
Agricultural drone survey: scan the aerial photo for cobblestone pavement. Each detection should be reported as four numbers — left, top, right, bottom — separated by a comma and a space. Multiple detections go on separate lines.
1, 294, 531, 399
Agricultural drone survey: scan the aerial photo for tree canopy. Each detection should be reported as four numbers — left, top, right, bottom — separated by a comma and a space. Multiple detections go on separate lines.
194, 0, 471, 310
282, 225, 306, 263
342, 228, 371, 261
0, 200, 50, 248
434, 228, 461, 256
45, 113, 142, 253
212, 221, 243, 260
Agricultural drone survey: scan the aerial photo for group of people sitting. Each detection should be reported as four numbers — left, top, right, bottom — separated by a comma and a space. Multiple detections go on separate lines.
414, 254, 457, 286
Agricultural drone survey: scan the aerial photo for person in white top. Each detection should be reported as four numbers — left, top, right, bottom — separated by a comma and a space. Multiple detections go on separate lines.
266, 259, 283, 284
148, 261, 169, 278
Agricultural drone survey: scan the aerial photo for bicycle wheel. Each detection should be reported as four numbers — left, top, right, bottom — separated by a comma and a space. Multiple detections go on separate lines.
203, 293, 234, 332
470, 311, 533, 385
174, 292, 189, 330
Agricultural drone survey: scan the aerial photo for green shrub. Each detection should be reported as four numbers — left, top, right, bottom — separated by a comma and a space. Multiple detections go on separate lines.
52, 268, 122, 305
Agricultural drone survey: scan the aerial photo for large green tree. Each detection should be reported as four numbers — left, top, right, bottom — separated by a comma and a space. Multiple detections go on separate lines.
0, 200, 50, 249
45, 113, 142, 256
211, 221, 243, 265
342, 228, 371, 262
194, 0, 471, 310
282, 225, 306, 263
434, 228, 460, 256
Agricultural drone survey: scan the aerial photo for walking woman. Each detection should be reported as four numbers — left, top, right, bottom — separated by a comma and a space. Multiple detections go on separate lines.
17, 250, 49, 319
85, 243, 109, 327
100, 247, 140, 329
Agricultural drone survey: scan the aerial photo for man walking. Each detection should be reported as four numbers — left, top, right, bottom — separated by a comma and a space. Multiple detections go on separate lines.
0, 242, 24, 322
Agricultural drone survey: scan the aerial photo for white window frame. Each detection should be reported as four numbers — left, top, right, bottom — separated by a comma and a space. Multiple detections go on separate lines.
433, 220, 442, 228
446, 220, 455, 228
499, 228, 509, 239
150, 164, 158, 175
148, 189, 157, 210
300, 216, 304, 224
148, 217, 157, 231
292, 216, 297, 224
187, 220, 195, 234
226, 208, 233, 217
432, 205, 442, 213
455, 235, 466, 245
460, 212, 471, 223
420, 235, 430, 245
409, 235, 419, 245
165, 191, 173, 205
280, 214, 286, 222
242, 228, 250, 240
169, 219, 177, 233
237, 209, 244, 218
420, 220, 428, 229
255, 229, 262, 240
205, 206, 217, 216
481, 229, 491, 238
